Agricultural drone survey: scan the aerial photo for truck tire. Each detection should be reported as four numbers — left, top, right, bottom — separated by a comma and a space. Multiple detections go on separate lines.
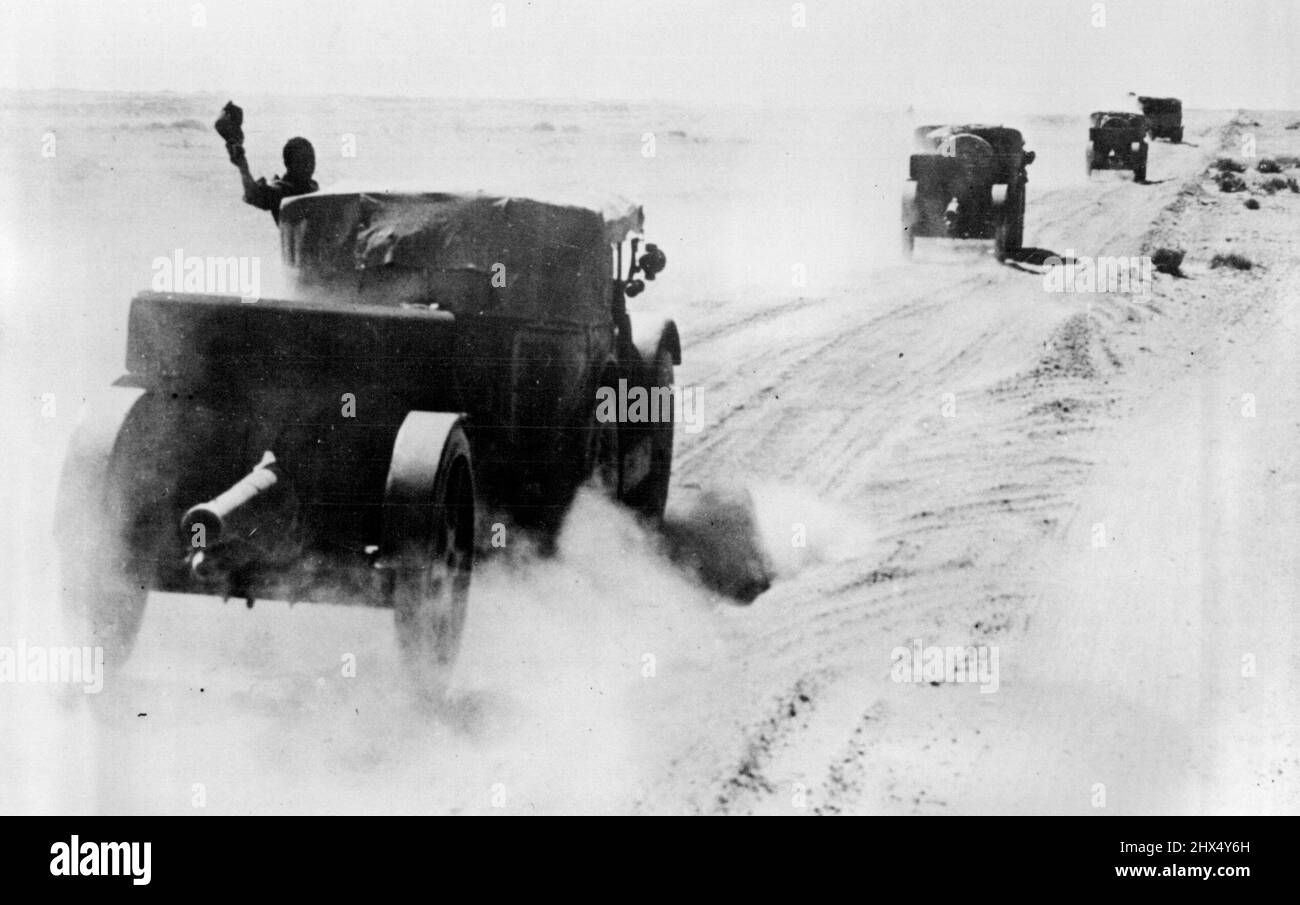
1134, 148, 1147, 183
384, 414, 475, 702
1172, 127, 1183, 144
584, 365, 623, 500
1085, 142, 1095, 177
901, 182, 919, 258
991, 183, 1024, 262
1008, 182, 1026, 252
623, 347, 675, 522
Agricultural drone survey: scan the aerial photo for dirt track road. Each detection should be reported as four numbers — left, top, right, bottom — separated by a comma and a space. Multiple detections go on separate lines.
4, 109, 1296, 815
642, 107, 1299, 815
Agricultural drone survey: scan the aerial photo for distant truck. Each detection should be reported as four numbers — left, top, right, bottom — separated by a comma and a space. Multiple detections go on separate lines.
902, 124, 1036, 262
56, 187, 679, 697
1086, 112, 1149, 182
1135, 96, 1183, 143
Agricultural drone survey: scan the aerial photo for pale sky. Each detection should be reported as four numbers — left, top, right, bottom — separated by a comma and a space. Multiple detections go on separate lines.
2, 0, 1297, 110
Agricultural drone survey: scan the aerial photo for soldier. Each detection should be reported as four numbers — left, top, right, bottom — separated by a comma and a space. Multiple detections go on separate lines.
228, 136, 319, 225
216, 101, 318, 224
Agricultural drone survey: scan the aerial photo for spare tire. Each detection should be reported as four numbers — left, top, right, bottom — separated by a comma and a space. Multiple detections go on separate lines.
938, 132, 995, 170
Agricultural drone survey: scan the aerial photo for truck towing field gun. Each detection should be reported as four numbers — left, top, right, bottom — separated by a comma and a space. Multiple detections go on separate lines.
1086, 112, 1150, 182
56, 186, 679, 698
902, 124, 1036, 262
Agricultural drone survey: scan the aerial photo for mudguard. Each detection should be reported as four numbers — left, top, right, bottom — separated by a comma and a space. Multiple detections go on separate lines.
55, 385, 174, 661
627, 312, 681, 369
55, 386, 148, 549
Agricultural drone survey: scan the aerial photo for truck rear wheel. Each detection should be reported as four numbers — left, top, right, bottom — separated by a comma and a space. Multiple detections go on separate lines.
586, 368, 623, 499
991, 185, 1016, 262
992, 181, 1026, 262
901, 183, 919, 258
385, 417, 475, 702
1007, 182, 1025, 253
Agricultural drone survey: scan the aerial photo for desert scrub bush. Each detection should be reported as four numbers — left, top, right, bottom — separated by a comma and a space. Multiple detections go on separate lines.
1260, 175, 1292, 194
1210, 252, 1254, 270
1212, 157, 1247, 173
1244, 197, 1260, 209
1214, 171, 1247, 192
1256, 157, 1283, 173
1151, 247, 1185, 276
1274, 155, 1300, 169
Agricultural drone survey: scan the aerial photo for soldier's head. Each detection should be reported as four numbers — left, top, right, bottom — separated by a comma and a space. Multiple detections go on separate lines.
283, 137, 315, 182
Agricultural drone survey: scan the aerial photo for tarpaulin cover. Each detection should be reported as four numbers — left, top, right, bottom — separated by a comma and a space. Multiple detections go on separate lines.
918, 125, 1025, 155
278, 186, 644, 317
1090, 111, 1147, 129
1136, 96, 1181, 113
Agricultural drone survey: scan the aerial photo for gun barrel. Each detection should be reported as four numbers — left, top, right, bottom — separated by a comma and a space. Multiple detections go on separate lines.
181, 452, 278, 544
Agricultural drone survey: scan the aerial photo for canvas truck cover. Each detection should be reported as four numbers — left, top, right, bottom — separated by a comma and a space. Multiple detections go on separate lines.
916, 124, 1021, 147
278, 187, 645, 318
1137, 96, 1182, 113
1091, 111, 1147, 129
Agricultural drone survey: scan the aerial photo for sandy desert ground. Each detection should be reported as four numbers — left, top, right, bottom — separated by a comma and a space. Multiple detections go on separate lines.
0, 95, 1296, 814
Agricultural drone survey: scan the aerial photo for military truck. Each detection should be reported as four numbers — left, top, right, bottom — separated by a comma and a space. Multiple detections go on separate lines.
1135, 96, 1183, 143
1086, 112, 1149, 182
56, 187, 679, 697
902, 124, 1036, 261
